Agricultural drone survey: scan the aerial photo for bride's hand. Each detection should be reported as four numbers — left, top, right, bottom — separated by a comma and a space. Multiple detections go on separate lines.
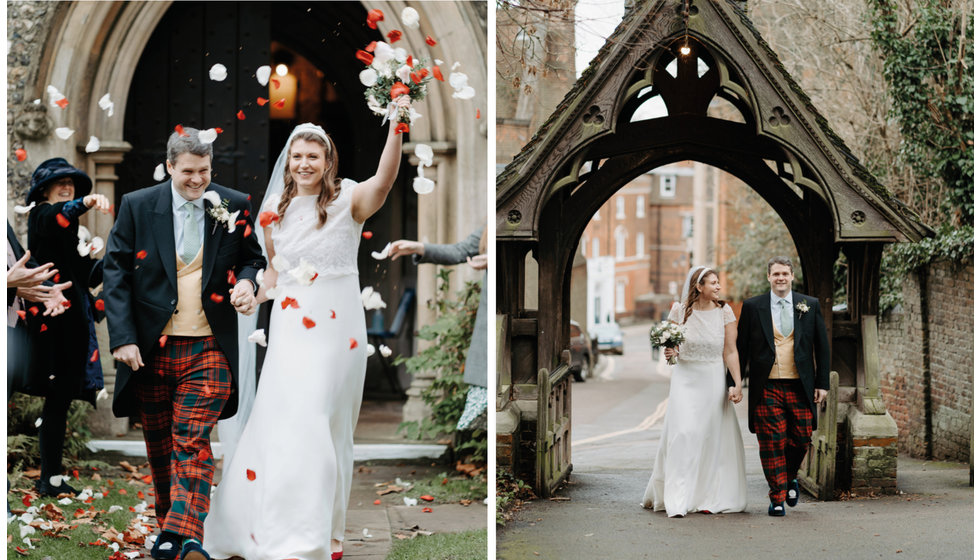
663, 347, 677, 362
728, 386, 743, 403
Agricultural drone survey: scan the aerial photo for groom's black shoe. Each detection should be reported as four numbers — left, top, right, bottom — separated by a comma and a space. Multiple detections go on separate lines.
151, 531, 181, 560
768, 502, 786, 517
786, 479, 799, 507
180, 539, 212, 560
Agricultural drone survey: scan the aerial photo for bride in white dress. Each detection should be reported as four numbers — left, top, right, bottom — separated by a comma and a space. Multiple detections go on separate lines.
203, 119, 402, 560
642, 266, 748, 517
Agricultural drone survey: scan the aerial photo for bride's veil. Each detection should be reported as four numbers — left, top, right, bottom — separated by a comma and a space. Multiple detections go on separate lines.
678, 265, 711, 319
219, 123, 331, 462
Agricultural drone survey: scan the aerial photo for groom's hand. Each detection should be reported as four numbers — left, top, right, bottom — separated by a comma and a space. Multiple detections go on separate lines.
230, 280, 257, 315
814, 388, 828, 405
112, 344, 144, 371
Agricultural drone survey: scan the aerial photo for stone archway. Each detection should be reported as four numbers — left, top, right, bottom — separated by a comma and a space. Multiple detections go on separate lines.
496, 0, 929, 497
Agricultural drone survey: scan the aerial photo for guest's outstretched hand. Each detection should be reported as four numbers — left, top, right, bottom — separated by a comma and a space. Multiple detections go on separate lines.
389, 240, 424, 260
7, 251, 56, 288
466, 254, 488, 270
84, 193, 112, 214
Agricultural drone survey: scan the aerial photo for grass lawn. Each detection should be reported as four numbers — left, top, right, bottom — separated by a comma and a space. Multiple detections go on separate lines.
7, 462, 156, 559
404, 471, 488, 505
386, 529, 486, 560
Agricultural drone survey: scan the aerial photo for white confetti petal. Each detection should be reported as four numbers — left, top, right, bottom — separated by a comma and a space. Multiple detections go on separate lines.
14, 202, 36, 214
107, 505, 124, 513
396, 64, 412, 84
153, 163, 166, 182
401, 7, 420, 28
271, 254, 292, 272
359, 68, 379, 87
403, 497, 418, 507
97, 388, 108, 401
50, 475, 66, 486
413, 176, 435, 195
363, 527, 374, 538
47, 85, 65, 107
265, 286, 282, 300
365, 344, 376, 357
415, 144, 434, 167
256, 269, 265, 287
126, 552, 140, 559
89, 237, 105, 256
85, 136, 100, 153
452, 86, 475, 100
202, 191, 221, 207
247, 328, 267, 347
449, 72, 468, 90
198, 128, 218, 145
20, 525, 36, 539
287, 258, 318, 286
109, 542, 120, 552
370, 242, 392, 260
451, 61, 461, 71
58, 498, 73, 505
393, 47, 408, 64
19, 513, 35, 525
209, 63, 228, 81
435, 59, 444, 65
226, 209, 240, 233
379, 345, 393, 358
98, 93, 114, 117
34, 418, 42, 428
22, 536, 34, 549
54, 127, 74, 140
361, 287, 387, 310
256, 65, 272, 86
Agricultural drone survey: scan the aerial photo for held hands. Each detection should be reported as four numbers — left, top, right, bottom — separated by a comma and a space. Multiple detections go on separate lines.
728, 385, 743, 404
83, 193, 112, 214
112, 343, 144, 371
229, 280, 257, 315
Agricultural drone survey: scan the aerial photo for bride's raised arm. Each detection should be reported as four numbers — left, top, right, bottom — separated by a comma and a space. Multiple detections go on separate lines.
351, 116, 403, 223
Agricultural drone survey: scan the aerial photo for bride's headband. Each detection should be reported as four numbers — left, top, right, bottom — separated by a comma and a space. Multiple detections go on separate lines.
695, 266, 710, 284
289, 123, 332, 153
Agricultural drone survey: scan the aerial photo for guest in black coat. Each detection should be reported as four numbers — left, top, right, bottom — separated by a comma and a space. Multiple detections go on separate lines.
25, 158, 111, 496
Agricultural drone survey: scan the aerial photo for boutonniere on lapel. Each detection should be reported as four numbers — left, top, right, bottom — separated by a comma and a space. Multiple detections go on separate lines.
203, 191, 240, 234
796, 301, 810, 319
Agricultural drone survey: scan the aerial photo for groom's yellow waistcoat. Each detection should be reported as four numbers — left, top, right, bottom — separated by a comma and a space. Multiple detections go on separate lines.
769, 318, 799, 380
161, 248, 212, 336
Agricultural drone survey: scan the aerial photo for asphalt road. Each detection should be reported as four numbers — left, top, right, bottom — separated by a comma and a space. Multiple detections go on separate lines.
497, 322, 974, 559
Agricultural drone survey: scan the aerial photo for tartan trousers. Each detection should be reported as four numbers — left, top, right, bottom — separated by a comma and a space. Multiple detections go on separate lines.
755, 379, 813, 504
135, 335, 232, 540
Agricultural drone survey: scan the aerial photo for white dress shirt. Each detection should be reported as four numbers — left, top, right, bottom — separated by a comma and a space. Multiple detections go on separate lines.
171, 182, 206, 258
770, 290, 794, 334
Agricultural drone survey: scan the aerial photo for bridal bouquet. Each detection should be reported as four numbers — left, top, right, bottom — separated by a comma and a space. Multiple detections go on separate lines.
649, 321, 685, 365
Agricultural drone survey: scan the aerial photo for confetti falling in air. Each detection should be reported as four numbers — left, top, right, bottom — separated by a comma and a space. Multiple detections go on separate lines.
330, 310, 336, 319
257, 97, 270, 106
55, 127, 74, 140
243, 224, 252, 238
227, 270, 237, 285
281, 297, 299, 310
387, 29, 402, 43
401, 7, 420, 28
14, 201, 35, 214
94, 299, 105, 311
209, 64, 228, 81
361, 287, 387, 310
258, 211, 279, 227
422, 507, 433, 513
16, 148, 27, 162
90, 349, 99, 362
55, 98, 69, 109
159, 335, 168, 347
366, 9, 384, 29
198, 128, 218, 144
39, 324, 48, 332
256, 65, 272, 86
98, 93, 115, 116
426, 36, 438, 46
56, 213, 71, 228
237, 110, 246, 120
16, 310, 26, 321
379, 345, 393, 358
370, 242, 392, 260
175, 124, 189, 137
273, 99, 286, 109
413, 176, 435, 194
34, 418, 43, 428
349, 337, 358, 349
271, 77, 281, 89
153, 163, 166, 182
247, 329, 267, 347
136, 250, 148, 259
362, 231, 373, 239
302, 317, 317, 329
210, 293, 225, 303
366, 344, 376, 357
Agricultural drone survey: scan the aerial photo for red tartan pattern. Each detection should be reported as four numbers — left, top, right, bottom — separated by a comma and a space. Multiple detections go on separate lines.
135, 335, 232, 540
755, 381, 814, 504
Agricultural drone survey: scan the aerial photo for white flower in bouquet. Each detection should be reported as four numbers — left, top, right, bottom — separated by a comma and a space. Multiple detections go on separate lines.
650, 320, 686, 365
359, 68, 379, 87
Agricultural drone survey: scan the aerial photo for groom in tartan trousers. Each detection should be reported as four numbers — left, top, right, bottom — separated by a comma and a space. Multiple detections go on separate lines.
104, 128, 265, 560
736, 256, 830, 517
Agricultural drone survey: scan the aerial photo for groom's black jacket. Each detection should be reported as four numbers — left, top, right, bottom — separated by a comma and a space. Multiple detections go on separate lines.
735, 292, 830, 433
103, 181, 265, 420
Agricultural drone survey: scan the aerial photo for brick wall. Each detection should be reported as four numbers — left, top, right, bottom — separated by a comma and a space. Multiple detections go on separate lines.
879, 260, 973, 462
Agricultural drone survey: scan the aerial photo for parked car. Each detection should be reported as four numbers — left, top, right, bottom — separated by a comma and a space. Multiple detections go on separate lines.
592, 322, 624, 355
569, 320, 594, 382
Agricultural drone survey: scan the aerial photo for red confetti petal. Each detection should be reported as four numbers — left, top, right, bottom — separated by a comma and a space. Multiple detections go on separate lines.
419, 68, 429, 79
281, 297, 298, 310
94, 299, 105, 311
61, 299, 71, 309
141, 474, 153, 484
258, 211, 279, 228
366, 41, 377, 53
175, 124, 188, 137
362, 231, 373, 239
28, 306, 39, 316
426, 35, 437, 46
356, 49, 374, 65
56, 213, 71, 228
137, 491, 144, 499
394, 122, 410, 135
22, 495, 31, 507
227, 270, 237, 285
349, 337, 358, 349
159, 334, 168, 347
422, 507, 433, 513
235, 219, 247, 226
366, 9, 384, 29
246, 469, 256, 481
197, 448, 210, 462
244, 209, 249, 216
237, 110, 246, 120
39, 323, 48, 332
390, 82, 410, 100
53, 273, 61, 283
16, 310, 26, 321
420, 494, 435, 501
406, 55, 414, 68
271, 78, 281, 90
302, 317, 316, 329
442, 477, 449, 485
257, 97, 269, 106
433, 66, 444, 81
90, 349, 99, 362
243, 224, 252, 238
15, 547, 28, 556
118, 488, 127, 495
310, 272, 318, 282
476, 109, 481, 119
330, 310, 336, 319
387, 29, 402, 43
15, 148, 27, 162
373, 499, 381, 505
210, 293, 225, 303
215, 127, 224, 134
410, 72, 421, 85
273, 98, 286, 109
55, 98, 69, 109
136, 250, 148, 260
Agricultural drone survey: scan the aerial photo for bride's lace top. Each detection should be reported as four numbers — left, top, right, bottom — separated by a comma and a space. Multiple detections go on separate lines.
269, 178, 363, 282
668, 302, 736, 363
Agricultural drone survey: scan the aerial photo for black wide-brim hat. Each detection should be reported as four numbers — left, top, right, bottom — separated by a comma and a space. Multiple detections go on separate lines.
27, 157, 93, 204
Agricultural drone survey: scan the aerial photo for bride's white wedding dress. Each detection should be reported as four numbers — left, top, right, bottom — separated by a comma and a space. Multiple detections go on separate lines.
642, 303, 747, 516
204, 179, 367, 559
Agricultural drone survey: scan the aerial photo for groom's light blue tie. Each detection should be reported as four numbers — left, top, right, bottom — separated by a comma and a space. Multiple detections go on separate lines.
779, 298, 792, 336
181, 201, 200, 264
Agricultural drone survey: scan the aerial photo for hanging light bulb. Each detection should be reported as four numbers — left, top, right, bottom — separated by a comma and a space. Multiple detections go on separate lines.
679, 43, 691, 56
275, 64, 289, 77
679, 0, 692, 56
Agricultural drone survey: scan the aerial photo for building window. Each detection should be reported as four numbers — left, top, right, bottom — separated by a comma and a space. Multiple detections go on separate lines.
615, 228, 626, 260
580, 237, 588, 256
636, 195, 645, 218
660, 175, 677, 198
615, 196, 625, 219
616, 279, 626, 312
592, 237, 600, 258
636, 232, 644, 257
682, 215, 694, 238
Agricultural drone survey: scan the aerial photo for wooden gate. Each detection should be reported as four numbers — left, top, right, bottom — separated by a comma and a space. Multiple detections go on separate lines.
799, 370, 840, 500
536, 357, 573, 497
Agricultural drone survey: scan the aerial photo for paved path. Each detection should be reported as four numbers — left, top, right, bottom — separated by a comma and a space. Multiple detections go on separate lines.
497, 322, 974, 559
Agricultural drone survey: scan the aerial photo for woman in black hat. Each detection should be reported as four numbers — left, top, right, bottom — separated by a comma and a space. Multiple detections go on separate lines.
25, 157, 111, 496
